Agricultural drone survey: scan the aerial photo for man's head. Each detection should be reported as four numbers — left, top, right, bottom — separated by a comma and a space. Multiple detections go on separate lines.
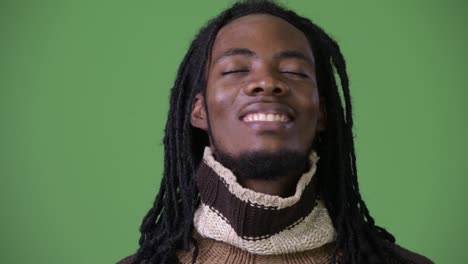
134, 1, 396, 264
190, 14, 326, 180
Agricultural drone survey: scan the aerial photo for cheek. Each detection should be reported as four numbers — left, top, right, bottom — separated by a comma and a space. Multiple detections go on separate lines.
295, 94, 321, 143
206, 82, 241, 117
212, 92, 234, 111
297, 88, 320, 115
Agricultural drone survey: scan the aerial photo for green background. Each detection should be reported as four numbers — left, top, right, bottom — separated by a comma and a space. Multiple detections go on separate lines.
1, 0, 466, 263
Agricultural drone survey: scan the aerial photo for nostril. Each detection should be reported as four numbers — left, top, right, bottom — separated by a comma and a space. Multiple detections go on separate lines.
252, 87, 263, 93
273, 87, 283, 94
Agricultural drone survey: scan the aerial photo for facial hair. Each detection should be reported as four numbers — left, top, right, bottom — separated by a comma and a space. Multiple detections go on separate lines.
213, 148, 311, 181
205, 107, 313, 181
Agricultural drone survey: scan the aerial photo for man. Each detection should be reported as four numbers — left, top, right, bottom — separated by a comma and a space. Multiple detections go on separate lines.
119, 1, 433, 263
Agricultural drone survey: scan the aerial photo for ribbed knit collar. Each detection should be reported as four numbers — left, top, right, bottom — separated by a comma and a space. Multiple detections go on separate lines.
193, 147, 336, 255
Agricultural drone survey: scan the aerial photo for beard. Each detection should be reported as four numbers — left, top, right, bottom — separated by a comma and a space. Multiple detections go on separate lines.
213, 147, 312, 181
205, 110, 314, 181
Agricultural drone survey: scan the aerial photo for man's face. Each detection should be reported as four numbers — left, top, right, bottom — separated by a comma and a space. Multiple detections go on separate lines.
191, 14, 325, 162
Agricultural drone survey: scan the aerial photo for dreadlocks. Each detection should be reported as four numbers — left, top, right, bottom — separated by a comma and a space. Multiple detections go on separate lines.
132, 1, 402, 263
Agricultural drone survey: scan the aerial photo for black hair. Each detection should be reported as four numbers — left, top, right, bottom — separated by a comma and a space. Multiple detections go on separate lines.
132, 1, 402, 263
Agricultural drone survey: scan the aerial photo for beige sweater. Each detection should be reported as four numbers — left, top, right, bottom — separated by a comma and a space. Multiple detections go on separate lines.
176, 232, 335, 264
119, 237, 432, 264
118, 148, 433, 264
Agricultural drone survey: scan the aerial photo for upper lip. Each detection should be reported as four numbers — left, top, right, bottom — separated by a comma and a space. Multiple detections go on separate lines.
238, 101, 296, 121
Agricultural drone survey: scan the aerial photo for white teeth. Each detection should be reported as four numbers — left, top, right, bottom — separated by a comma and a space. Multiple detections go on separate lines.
259, 113, 266, 121
243, 113, 290, 122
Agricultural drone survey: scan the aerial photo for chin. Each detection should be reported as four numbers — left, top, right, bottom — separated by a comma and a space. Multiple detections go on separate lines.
214, 144, 311, 180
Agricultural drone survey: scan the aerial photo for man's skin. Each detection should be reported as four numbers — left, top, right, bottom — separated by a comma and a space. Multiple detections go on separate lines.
191, 14, 326, 197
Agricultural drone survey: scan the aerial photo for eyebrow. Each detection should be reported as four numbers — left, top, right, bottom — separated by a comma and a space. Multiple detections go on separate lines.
214, 48, 314, 66
215, 48, 256, 63
274, 50, 314, 66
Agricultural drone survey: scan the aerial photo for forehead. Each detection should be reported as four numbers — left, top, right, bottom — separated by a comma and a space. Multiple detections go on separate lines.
210, 14, 314, 63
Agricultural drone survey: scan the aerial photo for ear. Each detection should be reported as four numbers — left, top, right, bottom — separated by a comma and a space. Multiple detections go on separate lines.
317, 97, 327, 132
190, 93, 208, 131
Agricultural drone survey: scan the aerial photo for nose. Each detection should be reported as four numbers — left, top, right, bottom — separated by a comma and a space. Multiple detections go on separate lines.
243, 72, 289, 96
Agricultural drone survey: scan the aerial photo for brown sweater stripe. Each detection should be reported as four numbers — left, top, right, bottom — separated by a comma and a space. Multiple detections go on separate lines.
117, 148, 434, 263
196, 162, 320, 239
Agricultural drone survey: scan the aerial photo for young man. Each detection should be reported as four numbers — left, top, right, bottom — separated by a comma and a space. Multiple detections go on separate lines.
119, 1, 433, 263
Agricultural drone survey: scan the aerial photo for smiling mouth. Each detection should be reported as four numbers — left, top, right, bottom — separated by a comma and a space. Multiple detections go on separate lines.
242, 112, 291, 123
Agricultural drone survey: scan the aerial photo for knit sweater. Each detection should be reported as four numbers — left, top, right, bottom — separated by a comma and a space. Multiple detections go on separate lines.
118, 147, 433, 264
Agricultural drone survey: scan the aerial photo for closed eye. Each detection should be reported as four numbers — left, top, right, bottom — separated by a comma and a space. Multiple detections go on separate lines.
221, 69, 250, 76
281, 71, 309, 78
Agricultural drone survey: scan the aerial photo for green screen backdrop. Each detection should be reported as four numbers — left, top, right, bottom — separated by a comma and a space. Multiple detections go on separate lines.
1, 0, 467, 263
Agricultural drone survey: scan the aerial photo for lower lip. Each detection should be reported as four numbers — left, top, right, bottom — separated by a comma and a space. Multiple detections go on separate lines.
241, 120, 292, 131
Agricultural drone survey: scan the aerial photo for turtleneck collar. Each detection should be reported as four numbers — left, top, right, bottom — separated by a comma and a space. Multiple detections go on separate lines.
193, 147, 336, 255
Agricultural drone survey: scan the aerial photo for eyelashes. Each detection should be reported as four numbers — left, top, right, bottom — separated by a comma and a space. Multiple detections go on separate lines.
281, 71, 309, 78
221, 69, 309, 78
221, 69, 250, 75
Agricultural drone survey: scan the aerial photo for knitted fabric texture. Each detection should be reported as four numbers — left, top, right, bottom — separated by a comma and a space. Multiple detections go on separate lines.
193, 147, 336, 255
117, 147, 435, 264
177, 232, 335, 264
